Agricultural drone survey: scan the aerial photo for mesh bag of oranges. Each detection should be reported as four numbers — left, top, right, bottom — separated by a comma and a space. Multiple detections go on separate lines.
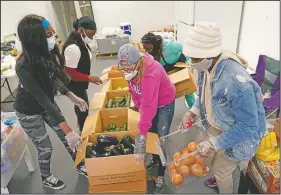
155, 121, 213, 191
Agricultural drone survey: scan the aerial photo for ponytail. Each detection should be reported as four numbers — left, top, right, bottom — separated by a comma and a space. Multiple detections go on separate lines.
135, 56, 146, 83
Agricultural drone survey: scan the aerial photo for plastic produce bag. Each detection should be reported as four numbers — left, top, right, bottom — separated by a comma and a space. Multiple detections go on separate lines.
101, 27, 124, 37
255, 118, 280, 161
155, 121, 213, 191
1, 112, 27, 175
153, 32, 175, 40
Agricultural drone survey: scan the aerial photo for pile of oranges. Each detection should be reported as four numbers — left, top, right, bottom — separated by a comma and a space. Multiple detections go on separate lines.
168, 141, 209, 188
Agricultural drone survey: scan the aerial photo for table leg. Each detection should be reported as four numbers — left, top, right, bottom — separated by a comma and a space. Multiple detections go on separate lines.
24, 147, 35, 172
1, 187, 9, 194
5, 78, 15, 98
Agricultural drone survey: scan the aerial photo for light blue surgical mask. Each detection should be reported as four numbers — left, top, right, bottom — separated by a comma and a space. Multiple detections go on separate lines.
47, 36, 56, 51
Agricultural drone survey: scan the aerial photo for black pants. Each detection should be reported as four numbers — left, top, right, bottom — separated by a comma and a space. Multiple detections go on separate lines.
149, 101, 175, 177
71, 87, 89, 131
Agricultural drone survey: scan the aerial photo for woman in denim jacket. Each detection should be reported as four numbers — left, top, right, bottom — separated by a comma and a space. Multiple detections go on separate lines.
179, 22, 266, 193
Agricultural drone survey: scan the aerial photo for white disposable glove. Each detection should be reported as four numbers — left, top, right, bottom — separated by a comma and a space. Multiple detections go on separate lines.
66, 92, 88, 112
65, 131, 82, 153
134, 135, 146, 165
177, 111, 197, 132
197, 138, 216, 157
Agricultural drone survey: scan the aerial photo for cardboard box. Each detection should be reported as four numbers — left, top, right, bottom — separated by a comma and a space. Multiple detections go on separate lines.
273, 118, 280, 140
88, 180, 147, 194
249, 158, 280, 194
80, 108, 139, 138
248, 160, 268, 193
167, 67, 183, 75
101, 78, 128, 92
74, 108, 159, 193
89, 90, 132, 110
174, 62, 189, 68
101, 65, 118, 75
100, 70, 124, 82
168, 65, 197, 99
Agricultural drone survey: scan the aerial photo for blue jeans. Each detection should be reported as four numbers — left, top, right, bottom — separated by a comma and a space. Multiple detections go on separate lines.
149, 100, 175, 176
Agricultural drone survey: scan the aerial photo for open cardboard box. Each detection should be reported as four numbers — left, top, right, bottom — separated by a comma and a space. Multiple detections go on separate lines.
101, 78, 128, 92
90, 91, 133, 110
80, 108, 140, 139
74, 108, 159, 193
168, 63, 197, 98
101, 65, 118, 75
100, 70, 124, 82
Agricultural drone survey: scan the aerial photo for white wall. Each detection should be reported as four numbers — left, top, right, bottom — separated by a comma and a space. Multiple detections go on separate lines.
1, 1, 55, 101
91, 1, 176, 42
1, 1, 56, 40
238, 1, 280, 70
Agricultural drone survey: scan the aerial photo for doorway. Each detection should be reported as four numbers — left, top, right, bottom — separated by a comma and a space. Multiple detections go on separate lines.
50, 1, 95, 42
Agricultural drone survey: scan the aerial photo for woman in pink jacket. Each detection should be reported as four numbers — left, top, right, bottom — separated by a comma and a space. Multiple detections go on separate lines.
117, 44, 176, 193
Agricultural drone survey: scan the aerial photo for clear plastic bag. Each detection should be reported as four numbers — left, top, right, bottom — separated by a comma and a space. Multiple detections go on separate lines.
1, 112, 28, 188
156, 121, 213, 190
101, 27, 124, 37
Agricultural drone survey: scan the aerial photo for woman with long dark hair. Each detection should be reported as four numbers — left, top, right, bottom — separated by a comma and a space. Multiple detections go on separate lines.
14, 14, 88, 190
62, 16, 102, 132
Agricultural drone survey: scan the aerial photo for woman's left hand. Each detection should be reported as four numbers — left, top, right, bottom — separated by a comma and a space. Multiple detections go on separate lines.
197, 138, 216, 157
66, 92, 88, 112
134, 153, 145, 165
134, 135, 147, 164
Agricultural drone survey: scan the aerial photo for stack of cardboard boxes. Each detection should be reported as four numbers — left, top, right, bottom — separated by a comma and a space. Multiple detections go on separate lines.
247, 118, 280, 194
76, 62, 197, 193
248, 158, 280, 194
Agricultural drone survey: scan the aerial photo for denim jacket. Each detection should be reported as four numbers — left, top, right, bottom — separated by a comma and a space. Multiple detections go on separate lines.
193, 59, 266, 161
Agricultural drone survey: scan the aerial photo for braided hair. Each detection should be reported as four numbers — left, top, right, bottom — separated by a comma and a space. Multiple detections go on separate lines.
141, 33, 163, 62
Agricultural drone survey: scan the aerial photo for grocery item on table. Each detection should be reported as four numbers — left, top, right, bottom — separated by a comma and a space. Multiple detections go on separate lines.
1, 119, 16, 144
104, 123, 128, 132
85, 135, 135, 158
105, 94, 131, 108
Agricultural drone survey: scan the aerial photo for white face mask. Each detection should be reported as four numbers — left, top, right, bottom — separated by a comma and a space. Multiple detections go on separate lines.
124, 70, 138, 81
47, 36, 56, 51
123, 64, 139, 81
190, 58, 213, 71
81, 28, 92, 44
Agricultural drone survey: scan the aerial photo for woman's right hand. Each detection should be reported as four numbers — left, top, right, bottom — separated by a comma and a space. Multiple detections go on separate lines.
65, 131, 82, 153
177, 111, 197, 132
88, 75, 103, 85
59, 122, 82, 152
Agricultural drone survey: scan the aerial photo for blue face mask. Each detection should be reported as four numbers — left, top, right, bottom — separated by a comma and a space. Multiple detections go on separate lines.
47, 36, 56, 51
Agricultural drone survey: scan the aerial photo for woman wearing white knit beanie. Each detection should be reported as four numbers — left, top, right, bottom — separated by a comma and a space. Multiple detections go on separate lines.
178, 22, 266, 193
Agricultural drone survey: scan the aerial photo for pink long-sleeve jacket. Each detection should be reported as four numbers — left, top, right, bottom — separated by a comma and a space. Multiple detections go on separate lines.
128, 53, 176, 135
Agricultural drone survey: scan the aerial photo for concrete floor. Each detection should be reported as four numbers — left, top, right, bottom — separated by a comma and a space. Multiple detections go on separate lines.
2, 56, 232, 194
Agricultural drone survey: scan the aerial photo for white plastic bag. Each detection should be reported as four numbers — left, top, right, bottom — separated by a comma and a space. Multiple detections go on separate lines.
101, 27, 124, 37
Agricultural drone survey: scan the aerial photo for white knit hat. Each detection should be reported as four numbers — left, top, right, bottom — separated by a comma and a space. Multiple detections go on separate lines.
184, 22, 222, 58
